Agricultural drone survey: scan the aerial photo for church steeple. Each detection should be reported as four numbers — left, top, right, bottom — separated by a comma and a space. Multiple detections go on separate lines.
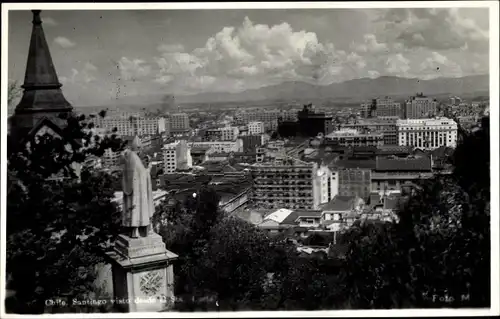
10, 10, 73, 143
21, 10, 63, 91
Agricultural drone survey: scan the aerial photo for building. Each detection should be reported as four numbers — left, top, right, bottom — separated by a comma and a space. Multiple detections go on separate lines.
325, 129, 384, 147
189, 140, 243, 153
169, 113, 190, 132
9, 10, 74, 147
340, 118, 398, 145
203, 128, 222, 141
163, 140, 192, 174
396, 117, 458, 149
372, 155, 433, 195
250, 160, 337, 210
248, 121, 265, 135
331, 159, 376, 201
320, 195, 365, 231
219, 126, 239, 141
91, 115, 167, 137
404, 94, 438, 119
241, 134, 267, 152
235, 109, 282, 130
102, 148, 122, 171
361, 97, 401, 118
297, 104, 334, 137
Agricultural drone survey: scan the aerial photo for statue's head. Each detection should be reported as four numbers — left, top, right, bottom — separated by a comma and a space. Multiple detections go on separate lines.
130, 135, 141, 151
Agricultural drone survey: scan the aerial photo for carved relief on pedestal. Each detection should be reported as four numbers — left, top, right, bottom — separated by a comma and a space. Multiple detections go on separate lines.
139, 270, 164, 297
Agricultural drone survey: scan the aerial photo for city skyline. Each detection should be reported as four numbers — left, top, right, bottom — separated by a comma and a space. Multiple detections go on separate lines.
8, 7, 490, 107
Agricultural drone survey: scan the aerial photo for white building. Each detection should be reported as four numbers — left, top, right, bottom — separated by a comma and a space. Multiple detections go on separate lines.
396, 117, 458, 149
247, 121, 265, 135
314, 166, 339, 205
219, 126, 240, 141
163, 140, 193, 173
189, 139, 243, 153
91, 115, 167, 137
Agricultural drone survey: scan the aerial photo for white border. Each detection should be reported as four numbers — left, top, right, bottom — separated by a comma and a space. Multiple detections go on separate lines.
1, 1, 499, 318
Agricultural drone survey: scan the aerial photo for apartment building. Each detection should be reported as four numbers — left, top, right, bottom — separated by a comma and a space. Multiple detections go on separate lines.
396, 117, 458, 149
250, 160, 338, 210
325, 129, 384, 147
163, 140, 192, 174
91, 115, 167, 136
169, 113, 190, 132
248, 121, 265, 135
404, 94, 438, 119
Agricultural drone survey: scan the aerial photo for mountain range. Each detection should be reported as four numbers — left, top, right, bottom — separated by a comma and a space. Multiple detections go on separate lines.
92, 74, 489, 108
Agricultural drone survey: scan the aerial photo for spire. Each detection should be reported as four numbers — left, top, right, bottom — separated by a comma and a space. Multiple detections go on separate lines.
10, 10, 73, 144
15, 10, 72, 113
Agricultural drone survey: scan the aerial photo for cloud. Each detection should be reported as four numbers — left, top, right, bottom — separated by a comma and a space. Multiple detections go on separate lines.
42, 17, 58, 26
419, 51, 463, 79
60, 62, 97, 84
118, 57, 152, 81
152, 17, 370, 92
380, 8, 488, 52
385, 53, 411, 75
54, 36, 76, 49
351, 34, 389, 54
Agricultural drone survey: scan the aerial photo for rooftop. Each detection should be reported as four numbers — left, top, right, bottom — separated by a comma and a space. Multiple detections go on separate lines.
375, 156, 432, 172
321, 195, 359, 211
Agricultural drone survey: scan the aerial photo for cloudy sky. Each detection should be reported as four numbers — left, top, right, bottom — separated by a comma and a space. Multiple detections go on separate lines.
8, 8, 489, 106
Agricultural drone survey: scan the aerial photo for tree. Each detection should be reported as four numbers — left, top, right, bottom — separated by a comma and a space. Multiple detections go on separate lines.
6, 113, 126, 314
8, 80, 22, 107
341, 116, 490, 309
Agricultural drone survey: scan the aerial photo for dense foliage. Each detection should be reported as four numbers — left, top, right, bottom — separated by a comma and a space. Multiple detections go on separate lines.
6, 113, 126, 313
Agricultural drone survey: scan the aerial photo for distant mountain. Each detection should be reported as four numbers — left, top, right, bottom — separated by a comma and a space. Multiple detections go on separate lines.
77, 74, 489, 110
174, 74, 489, 104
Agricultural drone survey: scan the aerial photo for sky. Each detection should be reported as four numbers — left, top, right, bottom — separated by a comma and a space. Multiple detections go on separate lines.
8, 8, 490, 107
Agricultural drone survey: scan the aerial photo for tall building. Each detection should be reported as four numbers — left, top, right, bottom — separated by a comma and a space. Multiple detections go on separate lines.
250, 160, 338, 210
247, 121, 265, 135
169, 113, 190, 132
163, 140, 192, 174
404, 94, 438, 119
375, 97, 401, 118
91, 115, 167, 137
361, 97, 401, 118
325, 129, 384, 147
396, 117, 458, 149
297, 104, 334, 137
9, 10, 73, 147
331, 159, 376, 201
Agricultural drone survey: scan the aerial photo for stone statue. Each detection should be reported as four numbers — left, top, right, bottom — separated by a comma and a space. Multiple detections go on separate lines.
121, 136, 155, 238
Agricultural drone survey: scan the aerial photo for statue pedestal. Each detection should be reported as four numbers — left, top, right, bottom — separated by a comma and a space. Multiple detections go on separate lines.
105, 233, 178, 312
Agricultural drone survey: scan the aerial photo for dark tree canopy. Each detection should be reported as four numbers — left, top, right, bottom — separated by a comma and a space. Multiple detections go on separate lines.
6, 113, 126, 314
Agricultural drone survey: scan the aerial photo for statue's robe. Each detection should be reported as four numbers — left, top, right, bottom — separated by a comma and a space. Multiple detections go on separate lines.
121, 149, 154, 227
